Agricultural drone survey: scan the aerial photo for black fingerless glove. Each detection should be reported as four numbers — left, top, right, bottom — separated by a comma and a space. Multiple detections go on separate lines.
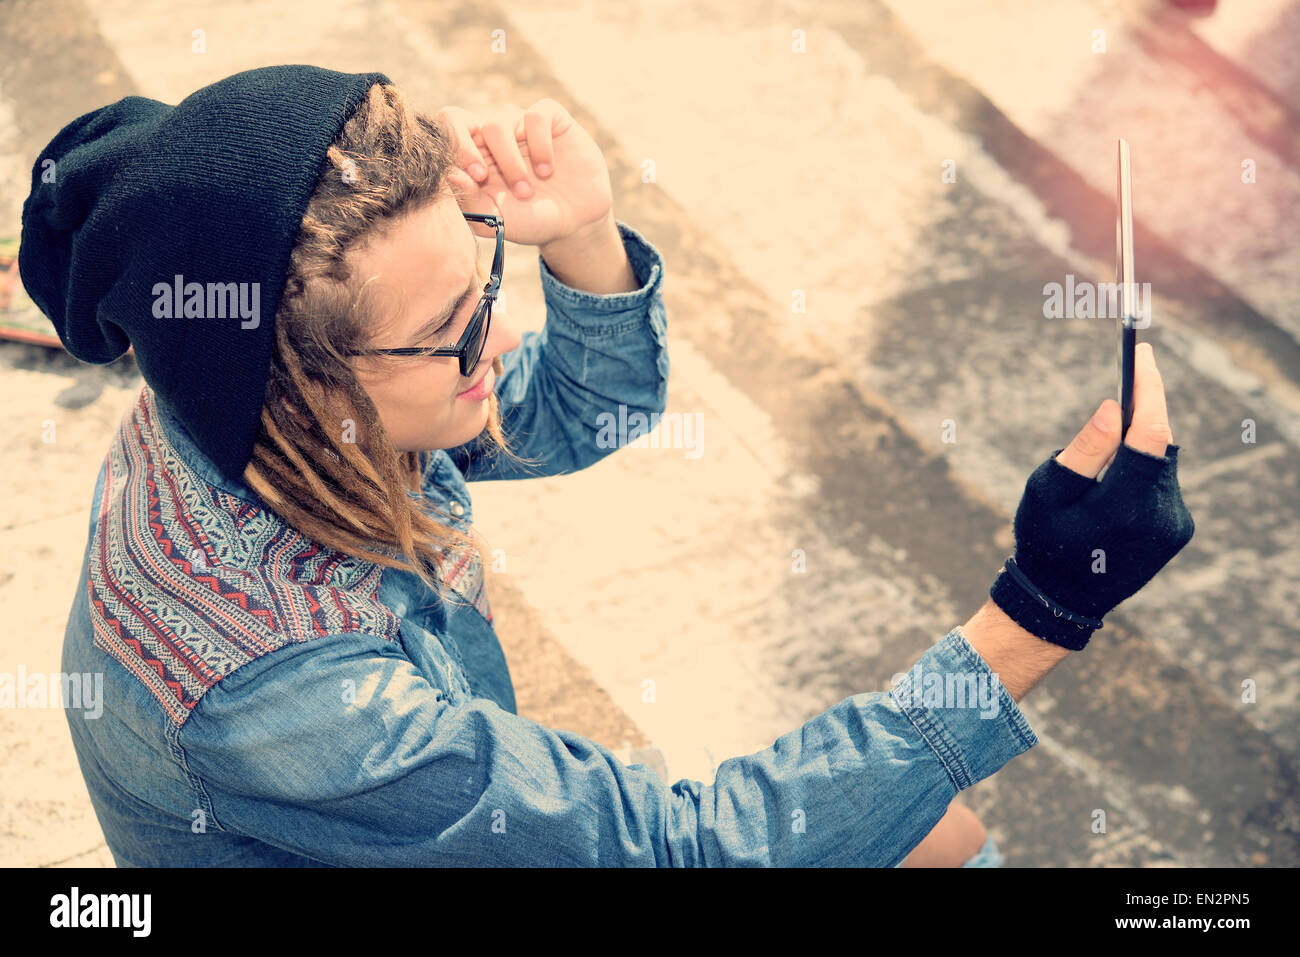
989, 443, 1196, 650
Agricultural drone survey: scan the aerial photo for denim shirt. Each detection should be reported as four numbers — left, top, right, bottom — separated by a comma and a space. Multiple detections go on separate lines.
60, 220, 1038, 867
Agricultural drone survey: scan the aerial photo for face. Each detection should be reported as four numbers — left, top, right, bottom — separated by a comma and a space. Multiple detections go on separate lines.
347, 193, 521, 452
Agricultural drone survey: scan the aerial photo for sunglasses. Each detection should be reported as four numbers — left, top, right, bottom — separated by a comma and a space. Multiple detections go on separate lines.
343, 212, 503, 377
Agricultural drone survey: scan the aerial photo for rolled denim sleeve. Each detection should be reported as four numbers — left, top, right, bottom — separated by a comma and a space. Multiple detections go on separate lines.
175, 625, 1035, 866
446, 220, 669, 482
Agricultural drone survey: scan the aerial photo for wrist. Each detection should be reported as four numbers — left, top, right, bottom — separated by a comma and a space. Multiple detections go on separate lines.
539, 210, 618, 260
962, 598, 1072, 702
539, 212, 636, 294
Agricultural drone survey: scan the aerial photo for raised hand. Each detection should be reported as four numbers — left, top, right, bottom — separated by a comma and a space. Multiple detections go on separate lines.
435, 99, 613, 248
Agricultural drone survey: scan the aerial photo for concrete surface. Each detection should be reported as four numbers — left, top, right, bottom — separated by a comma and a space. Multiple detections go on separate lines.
1, 0, 1297, 867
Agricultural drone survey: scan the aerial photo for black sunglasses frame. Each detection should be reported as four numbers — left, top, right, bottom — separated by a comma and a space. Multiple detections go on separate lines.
344, 212, 503, 377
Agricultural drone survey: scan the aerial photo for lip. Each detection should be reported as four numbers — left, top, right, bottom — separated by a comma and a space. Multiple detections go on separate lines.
456, 365, 494, 401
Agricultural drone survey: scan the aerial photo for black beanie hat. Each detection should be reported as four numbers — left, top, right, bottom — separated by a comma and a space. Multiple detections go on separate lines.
19, 64, 392, 483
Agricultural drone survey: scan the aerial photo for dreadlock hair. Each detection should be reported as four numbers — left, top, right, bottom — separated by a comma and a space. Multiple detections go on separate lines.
242, 81, 523, 599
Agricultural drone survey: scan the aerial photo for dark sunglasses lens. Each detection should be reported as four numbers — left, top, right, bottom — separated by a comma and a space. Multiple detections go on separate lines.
463, 299, 490, 376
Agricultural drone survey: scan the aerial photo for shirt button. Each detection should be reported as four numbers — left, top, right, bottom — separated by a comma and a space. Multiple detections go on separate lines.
394, 602, 408, 616
449, 501, 465, 517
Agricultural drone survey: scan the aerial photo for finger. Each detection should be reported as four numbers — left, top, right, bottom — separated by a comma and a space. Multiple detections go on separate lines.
444, 167, 480, 201
1056, 398, 1122, 480
1123, 342, 1173, 457
522, 100, 557, 177
480, 109, 533, 199
1094, 444, 1119, 483
435, 106, 490, 182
